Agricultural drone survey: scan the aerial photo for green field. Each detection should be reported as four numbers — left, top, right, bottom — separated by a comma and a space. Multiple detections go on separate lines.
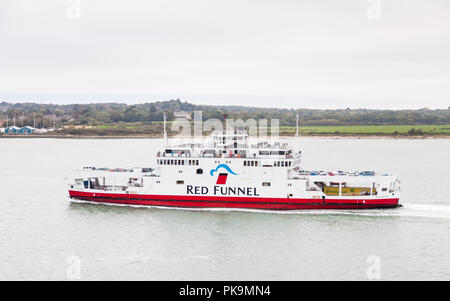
279, 125, 450, 135
59, 123, 450, 136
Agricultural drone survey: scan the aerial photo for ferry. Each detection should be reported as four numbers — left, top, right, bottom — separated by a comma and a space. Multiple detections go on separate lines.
68, 123, 401, 210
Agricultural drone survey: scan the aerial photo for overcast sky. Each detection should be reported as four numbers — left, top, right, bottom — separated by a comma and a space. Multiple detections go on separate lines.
0, 0, 449, 109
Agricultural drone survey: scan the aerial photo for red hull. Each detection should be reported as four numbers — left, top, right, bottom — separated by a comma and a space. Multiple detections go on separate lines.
68, 190, 399, 210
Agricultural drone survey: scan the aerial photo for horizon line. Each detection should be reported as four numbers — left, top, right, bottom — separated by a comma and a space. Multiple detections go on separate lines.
0, 100, 448, 111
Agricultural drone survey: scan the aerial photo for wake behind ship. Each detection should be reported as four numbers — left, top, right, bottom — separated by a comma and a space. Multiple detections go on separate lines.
68, 127, 401, 210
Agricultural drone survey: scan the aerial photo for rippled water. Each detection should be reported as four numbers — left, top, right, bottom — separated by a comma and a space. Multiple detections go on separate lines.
0, 138, 449, 280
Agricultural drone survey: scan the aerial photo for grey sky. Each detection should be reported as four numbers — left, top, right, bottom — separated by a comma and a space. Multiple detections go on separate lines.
0, 0, 449, 109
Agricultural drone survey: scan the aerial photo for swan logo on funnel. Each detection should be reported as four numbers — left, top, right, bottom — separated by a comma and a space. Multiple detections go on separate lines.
210, 164, 238, 185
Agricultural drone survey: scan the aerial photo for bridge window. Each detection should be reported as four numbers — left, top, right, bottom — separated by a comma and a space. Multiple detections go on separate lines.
262, 182, 271, 187
270, 150, 285, 155
176, 180, 184, 184
196, 168, 203, 174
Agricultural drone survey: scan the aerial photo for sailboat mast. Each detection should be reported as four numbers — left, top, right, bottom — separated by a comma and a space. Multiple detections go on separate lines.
163, 112, 168, 144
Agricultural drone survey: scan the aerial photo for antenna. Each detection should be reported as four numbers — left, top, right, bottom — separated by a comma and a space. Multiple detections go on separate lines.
163, 112, 168, 144
295, 114, 299, 137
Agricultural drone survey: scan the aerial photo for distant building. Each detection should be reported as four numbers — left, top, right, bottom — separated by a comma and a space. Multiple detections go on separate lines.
174, 111, 192, 121
4, 126, 21, 134
19, 126, 36, 134
3, 126, 37, 134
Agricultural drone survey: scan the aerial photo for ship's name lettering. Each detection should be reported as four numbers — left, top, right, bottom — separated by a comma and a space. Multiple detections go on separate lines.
186, 185, 259, 196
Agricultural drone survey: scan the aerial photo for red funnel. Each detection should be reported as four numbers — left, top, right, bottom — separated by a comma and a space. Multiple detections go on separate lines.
216, 173, 228, 185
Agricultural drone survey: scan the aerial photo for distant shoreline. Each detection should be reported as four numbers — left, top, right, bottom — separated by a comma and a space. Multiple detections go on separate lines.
1, 134, 449, 139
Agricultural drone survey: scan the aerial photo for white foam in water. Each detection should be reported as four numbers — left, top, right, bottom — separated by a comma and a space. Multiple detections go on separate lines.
397, 203, 450, 219
70, 199, 450, 219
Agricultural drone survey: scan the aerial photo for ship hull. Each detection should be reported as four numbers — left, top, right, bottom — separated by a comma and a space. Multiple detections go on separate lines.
68, 190, 399, 210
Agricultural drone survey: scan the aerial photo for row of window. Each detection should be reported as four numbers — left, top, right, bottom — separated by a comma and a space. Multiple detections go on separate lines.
176, 180, 271, 186
258, 150, 286, 155
243, 161, 292, 167
243, 161, 258, 167
158, 159, 199, 166
158, 159, 291, 168
275, 161, 292, 167
168, 179, 292, 189
179, 168, 204, 175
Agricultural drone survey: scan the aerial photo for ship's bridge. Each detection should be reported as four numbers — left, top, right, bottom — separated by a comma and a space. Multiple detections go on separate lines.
157, 129, 301, 161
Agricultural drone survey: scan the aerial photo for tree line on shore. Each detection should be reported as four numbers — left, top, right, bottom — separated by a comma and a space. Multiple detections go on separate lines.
1, 99, 449, 128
